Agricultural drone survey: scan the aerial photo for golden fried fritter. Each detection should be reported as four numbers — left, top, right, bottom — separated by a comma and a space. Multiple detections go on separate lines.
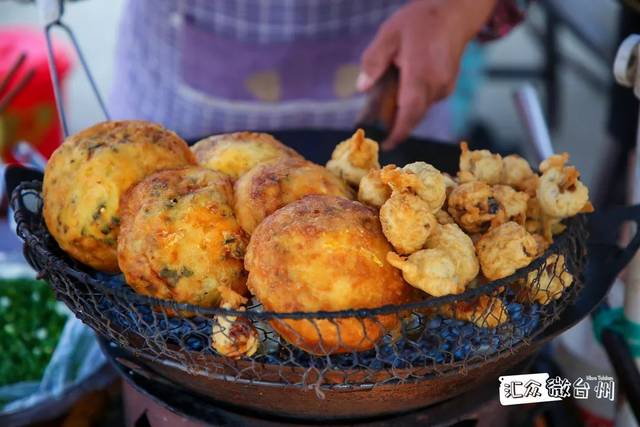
117, 167, 248, 308
380, 162, 446, 213
234, 157, 354, 234
517, 254, 573, 305
211, 303, 260, 359
380, 192, 437, 255
458, 142, 503, 184
476, 222, 538, 280
447, 181, 499, 233
425, 223, 479, 287
492, 185, 529, 226
43, 120, 195, 272
501, 154, 535, 188
192, 132, 302, 180
358, 168, 391, 208
537, 160, 590, 219
439, 295, 509, 328
245, 195, 413, 354
387, 249, 463, 297
326, 129, 380, 186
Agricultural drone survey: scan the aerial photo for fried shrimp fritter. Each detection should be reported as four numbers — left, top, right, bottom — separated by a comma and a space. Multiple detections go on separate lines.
211, 304, 259, 359
492, 185, 529, 226
476, 222, 538, 280
537, 154, 590, 219
43, 120, 195, 272
425, 223, 479, 287
118, 167, 248, 308
387, 249, 464, 297
234, 157, 354, 234
192, 132, 302, 180
380, 192, 437, 254
447, 181, 499, 233
517, 254, 573, 305
326, 129, 380, 186
458, 142, 503, 184
358, 168, 391, 208
245, 196, 413, 354
439, 295, 509, 328
380, 162, 446, 212
501, 154, 535, 188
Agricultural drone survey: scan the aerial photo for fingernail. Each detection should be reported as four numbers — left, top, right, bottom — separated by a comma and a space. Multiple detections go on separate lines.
356, 72, 372, 92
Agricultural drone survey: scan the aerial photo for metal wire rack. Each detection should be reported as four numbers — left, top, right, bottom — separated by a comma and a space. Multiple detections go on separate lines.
11, 180, 589, 389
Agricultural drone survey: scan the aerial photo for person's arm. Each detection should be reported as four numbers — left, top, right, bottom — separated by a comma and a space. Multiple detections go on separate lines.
358, 0, 526, 150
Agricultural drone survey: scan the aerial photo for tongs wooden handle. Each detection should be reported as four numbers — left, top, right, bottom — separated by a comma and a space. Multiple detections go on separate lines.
355, 66, 400, 133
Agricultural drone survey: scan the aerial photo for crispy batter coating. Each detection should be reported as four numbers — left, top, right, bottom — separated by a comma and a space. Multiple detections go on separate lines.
380, 162, 446, 213
387, 249, 464, 297
492, 185, 529, 226
435, 210, 455, 225
476, 222, 538, 280
211, 303, 260, 359
234, 157, 354, 234
425, 223, 479, 287
537, 163, 589, 219
380, 192, 437, 254
326, 129, 380, 186
525, 197, 565, 243
43, 120, 195, 272
501, 154, 535, 188
458, 142, 503, 184
517, 254, 573, 305
117, 167, 248, 308
447, 181, 499, 233
358, 168, 391, 208
192, 132, 302, 180
245, 195, 412, 354
439, 295, 509, 328
442, 173, 458, 198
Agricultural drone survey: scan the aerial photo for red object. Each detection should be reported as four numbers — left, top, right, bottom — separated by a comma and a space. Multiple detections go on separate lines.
0, 26, 73, 164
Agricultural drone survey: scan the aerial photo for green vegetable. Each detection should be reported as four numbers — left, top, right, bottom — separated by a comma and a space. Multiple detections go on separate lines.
0, 279, 67, 387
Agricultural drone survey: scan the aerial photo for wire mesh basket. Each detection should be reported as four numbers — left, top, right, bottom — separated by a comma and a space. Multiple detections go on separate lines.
12, 180, 588, 390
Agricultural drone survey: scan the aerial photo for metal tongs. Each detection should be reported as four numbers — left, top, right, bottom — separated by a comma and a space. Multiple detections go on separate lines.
36, 0, 109, 138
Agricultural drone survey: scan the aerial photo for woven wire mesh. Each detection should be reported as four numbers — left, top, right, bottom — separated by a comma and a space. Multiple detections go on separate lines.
12, 181, 588, 389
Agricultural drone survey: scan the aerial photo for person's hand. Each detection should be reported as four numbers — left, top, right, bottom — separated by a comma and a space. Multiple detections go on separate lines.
358, 0, 498, 150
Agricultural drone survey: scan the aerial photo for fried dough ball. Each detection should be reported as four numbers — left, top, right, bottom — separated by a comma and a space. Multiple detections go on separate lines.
518, 254, 574, 305
192, 132, 302, 180
458, 142, 503, 184
537, 157, 590, 219
387, 249, 464, 297
380, 192, 437, 254
358, 168, 391, 208
501, 154, 535, 188
234, 157, 354, 234
326, 129, 380, 186
476, 222, 538, 280
425, 223, 479, 287
439, 295, 509, 328
43, 120, 195, 272
447, 181, 499, 233
245, 195, 413, 354
380, 162, 446, 212
492, 185, 529, 226
211, 305, 259, 359
117, 167, 248, 308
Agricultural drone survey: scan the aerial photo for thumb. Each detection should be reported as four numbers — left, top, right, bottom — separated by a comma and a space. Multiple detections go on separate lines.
358, 26, 398, 92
